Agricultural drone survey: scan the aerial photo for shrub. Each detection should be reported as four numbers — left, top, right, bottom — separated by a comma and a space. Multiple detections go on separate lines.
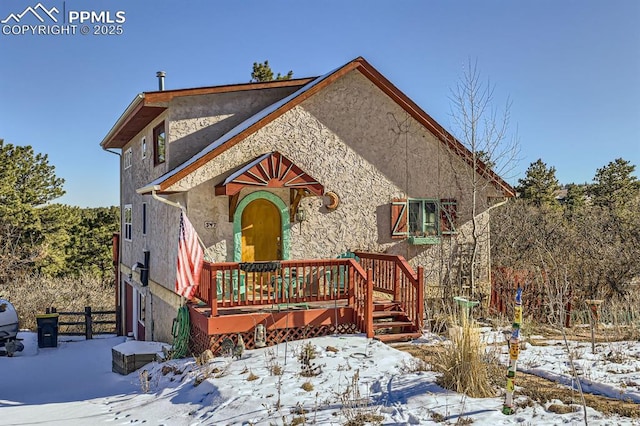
0, 272, 114, 330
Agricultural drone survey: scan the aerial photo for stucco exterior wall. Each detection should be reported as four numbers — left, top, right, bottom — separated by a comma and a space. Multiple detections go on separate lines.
162, 70, 502, 301
117, 68, 508, 341
167, 87, 301, 169
117, 87, 302, 341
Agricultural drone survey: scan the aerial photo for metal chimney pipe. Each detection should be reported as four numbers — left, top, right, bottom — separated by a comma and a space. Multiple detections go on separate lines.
156, 71, 166, 91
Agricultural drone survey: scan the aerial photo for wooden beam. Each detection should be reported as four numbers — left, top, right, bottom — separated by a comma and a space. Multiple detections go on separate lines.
228, 193, 240, 222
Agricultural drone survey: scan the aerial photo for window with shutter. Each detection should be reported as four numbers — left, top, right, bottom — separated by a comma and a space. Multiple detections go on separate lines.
391, 198, 408, 239
391, 197, 458, 243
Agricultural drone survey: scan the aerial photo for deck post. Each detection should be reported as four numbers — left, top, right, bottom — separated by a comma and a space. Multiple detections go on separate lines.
417, 266, 424, 330
348, 260, 356, 307
207, 268, 217, 317
394, 264, 401, 302
366, 269, 374, 338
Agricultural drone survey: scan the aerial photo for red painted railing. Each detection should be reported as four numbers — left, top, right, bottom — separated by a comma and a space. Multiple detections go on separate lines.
196, 255, 418, 338
354, 252, 424, 331
351, 261, 374, 338
197, 259, 357, 317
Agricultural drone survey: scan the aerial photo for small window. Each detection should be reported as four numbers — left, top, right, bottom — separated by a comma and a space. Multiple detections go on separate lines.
141, 136, 147, 159
142, 203, 147, 236
123, 204, 132, 241
408, 199, 438, 237
124, 148, 132, 169
391, 198, 457, 244
153, 122, 166, 165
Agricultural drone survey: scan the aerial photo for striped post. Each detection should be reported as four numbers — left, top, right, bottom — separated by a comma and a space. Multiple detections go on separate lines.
502, 287, 523, 415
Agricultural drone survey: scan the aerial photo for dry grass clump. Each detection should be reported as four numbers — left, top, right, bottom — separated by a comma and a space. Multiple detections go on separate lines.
0, 273, 114, 330
433, 318, 495, 398
339, 369, 384, 426
301, 381, 314, 391
547, 403, 579, 414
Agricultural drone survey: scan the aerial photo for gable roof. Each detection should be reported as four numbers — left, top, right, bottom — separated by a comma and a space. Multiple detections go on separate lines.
135, 57, 516, 197
99, 78, 315, 149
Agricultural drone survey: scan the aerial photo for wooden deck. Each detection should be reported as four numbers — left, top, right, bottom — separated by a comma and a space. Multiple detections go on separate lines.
189, 253, 424, 354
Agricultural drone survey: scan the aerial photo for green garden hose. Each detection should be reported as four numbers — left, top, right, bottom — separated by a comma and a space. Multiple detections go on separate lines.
171, 305, 190, 359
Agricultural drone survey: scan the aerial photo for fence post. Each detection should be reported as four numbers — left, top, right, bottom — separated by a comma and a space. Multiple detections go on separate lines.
115, 305, 122, 336
85, 306, 93, 339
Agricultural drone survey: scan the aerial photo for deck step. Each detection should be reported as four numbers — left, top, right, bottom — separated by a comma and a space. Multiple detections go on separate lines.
372, 320, 413, 329
374, 332, 422, 343
372, 310, 405, 318
373, 302, 401, 311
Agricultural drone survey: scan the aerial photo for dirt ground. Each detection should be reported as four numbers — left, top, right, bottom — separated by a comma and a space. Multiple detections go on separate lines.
394, 333, 640, 419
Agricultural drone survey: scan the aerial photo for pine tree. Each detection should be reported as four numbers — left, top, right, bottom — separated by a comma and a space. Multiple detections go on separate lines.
563, 183, 587, 211
250, 60, 293, 82
588, 158, 640, 209
517, 159, 560, 207
0, 139, 66, 281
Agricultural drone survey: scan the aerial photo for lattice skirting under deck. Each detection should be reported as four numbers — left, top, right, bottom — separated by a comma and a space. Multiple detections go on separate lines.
190, 323, 359, 356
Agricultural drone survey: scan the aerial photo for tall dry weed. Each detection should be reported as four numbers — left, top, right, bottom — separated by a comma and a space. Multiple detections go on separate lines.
434, 317, 496, 398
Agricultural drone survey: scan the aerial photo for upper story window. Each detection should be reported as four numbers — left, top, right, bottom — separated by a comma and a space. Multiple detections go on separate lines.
153, 122, 166, 165
124, 148, 132, 169
391, 198, 457, 244
142, 202, 147, 236
141, 136, 147, 159
123, 204, 132, 241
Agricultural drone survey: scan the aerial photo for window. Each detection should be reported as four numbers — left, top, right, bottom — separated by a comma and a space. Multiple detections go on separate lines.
124, 148, 132, 169
153, 122, 166, 165
409, 199, 437, 236
141, 136, 147, 159
142, 203, 147, 236
123, 204, 132, 241
138, 292, 145, 323
391, 198, 457, 244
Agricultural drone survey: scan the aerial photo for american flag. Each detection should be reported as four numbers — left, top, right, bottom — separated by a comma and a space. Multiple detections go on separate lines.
175, 211, 204, 299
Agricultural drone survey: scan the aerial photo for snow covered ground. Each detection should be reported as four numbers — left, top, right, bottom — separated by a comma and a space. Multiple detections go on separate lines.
1, 330, 639, 425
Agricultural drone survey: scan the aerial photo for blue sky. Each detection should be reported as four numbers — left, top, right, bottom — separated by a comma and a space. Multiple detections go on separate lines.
1, 0, 638, 207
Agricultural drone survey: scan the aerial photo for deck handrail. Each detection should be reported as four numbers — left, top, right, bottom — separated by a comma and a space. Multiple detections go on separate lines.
354, 252, 424, 332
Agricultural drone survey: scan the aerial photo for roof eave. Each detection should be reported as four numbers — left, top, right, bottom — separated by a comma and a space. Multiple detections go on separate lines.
99, 94, 146, 150
136, 184, 161, 195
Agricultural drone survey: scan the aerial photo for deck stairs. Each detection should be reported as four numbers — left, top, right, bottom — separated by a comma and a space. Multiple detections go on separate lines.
371, 300, 422, 343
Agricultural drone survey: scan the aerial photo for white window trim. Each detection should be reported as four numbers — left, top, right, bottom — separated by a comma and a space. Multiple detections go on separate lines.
141, 136, 147, 159
123, 204, 132, 241
124, 148, 132, 169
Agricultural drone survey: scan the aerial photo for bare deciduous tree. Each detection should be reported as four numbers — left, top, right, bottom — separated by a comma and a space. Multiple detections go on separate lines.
447, 59, 520, 297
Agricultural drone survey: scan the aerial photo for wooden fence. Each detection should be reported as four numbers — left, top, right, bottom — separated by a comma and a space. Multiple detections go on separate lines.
46, 306, 120, 339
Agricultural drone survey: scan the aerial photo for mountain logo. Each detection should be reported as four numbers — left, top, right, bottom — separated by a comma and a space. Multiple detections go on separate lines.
1, 3, 59, 24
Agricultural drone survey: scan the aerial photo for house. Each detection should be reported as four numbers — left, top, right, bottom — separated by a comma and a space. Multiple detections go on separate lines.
100, 57, 514, 352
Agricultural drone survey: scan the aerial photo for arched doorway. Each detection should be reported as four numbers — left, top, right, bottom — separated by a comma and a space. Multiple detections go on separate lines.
233, 191, 290, 262
241, 198, 281, 261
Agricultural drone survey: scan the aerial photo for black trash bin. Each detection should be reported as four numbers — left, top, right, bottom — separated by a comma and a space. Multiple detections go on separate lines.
36, 313, 59, 348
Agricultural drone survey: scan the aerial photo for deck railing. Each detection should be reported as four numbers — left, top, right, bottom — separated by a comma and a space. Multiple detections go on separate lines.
195, 254, 418, 337
354, 252, 424, 331
351, 263, 374, 338
197, 259, 358, 317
